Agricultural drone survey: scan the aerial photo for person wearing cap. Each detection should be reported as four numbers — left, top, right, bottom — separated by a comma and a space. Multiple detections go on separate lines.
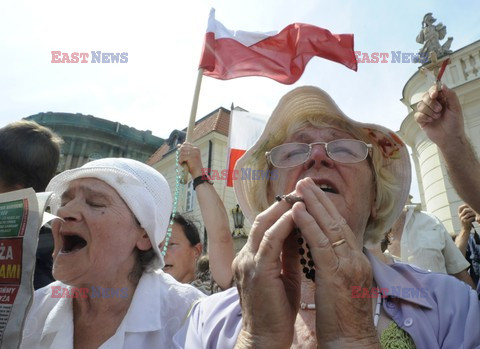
173, 86, 480, 348
20, 158, 204, 348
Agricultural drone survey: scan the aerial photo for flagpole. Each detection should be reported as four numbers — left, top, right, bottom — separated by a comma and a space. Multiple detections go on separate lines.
186, 68, 204, 142
182, 68, 204, 184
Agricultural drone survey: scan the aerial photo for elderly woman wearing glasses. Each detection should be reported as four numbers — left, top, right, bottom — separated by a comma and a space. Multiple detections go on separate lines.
174, 86, 480, 348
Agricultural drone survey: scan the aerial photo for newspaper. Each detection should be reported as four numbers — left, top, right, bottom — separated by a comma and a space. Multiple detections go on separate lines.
0, 189, 52, 349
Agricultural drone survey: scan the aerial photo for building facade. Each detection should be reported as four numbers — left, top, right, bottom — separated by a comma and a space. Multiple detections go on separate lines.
399, 40, 480, 235
26, 112, 163, 172
148, 107, 250, 252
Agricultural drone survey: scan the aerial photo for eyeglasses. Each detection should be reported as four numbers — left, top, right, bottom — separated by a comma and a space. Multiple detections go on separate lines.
265, 139, 373, 168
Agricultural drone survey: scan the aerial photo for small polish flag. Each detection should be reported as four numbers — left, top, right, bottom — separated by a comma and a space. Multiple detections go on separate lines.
227, 109, 268, 187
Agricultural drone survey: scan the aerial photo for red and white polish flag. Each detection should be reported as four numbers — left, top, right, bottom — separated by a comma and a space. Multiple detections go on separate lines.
199, 8, 357, 84
227, 109, 268, 187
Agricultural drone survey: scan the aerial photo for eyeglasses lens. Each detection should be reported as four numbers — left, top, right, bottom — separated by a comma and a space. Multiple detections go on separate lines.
327, 140, 368, 163
270, 140, 368, 168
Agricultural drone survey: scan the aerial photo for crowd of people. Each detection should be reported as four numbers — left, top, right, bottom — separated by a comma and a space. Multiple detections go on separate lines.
2, 81, 480, 348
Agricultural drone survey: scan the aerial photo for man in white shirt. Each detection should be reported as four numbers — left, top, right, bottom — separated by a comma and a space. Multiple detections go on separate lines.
385, 204, 475, 288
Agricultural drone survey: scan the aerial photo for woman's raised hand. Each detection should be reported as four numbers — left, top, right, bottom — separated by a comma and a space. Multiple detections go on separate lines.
233, 197, 301, 349
292, 178, 380, 348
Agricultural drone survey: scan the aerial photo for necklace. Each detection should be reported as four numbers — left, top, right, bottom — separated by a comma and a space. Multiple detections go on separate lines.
387, 231, 395, 241
161, 148, 183, 256
295, 228, 384, 327
296, 229, 316, 282
300, 291, 383, 328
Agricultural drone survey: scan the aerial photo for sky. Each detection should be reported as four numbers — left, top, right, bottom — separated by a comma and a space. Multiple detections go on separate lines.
1, 0, 479, 201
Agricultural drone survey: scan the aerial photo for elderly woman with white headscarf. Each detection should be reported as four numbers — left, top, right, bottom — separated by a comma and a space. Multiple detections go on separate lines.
21, 158, 204, 348
174, 86, 480, 348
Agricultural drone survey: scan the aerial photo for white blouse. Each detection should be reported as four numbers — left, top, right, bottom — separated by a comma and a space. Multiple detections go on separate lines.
20, 270, 204, 349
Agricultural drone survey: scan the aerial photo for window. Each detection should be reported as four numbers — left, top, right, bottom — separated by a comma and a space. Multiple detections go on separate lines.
185, 180, 196, 212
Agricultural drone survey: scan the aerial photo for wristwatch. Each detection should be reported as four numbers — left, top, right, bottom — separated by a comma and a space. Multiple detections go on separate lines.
193, 175, 213, 190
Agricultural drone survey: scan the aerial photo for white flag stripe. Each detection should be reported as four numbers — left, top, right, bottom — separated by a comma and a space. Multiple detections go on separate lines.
207, 8, 276, 47
229, 110, 268, 151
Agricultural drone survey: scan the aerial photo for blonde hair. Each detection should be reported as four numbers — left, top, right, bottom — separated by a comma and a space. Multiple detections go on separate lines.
243, 112, 400, 244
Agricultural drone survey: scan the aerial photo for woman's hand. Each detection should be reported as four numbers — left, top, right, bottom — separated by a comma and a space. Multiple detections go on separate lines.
292, 178, 380, 348
233, 198, 301, 349
178, 142, 204, 178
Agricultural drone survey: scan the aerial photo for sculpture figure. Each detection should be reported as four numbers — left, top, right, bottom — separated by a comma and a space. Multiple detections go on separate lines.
416, 13, 453, 62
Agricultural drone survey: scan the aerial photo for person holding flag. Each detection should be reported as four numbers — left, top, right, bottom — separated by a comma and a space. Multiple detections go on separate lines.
161, 142, 234, 294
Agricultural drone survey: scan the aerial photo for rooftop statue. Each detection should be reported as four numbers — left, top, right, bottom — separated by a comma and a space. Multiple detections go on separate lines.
416, 13, 453, 63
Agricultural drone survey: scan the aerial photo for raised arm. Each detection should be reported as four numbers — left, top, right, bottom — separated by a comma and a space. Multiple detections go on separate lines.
179, 142, 234, 289
456, 204, 475, 256
415, 85, 480, 213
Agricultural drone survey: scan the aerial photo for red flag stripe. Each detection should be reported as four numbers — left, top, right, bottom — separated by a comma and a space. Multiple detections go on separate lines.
227, 148, 246, 187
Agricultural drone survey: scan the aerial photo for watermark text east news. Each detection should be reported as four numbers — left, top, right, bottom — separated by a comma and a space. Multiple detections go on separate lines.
351, 286, 428, 299
202, 168, 278, 181
51, 285, 128, 298
51, 51, 128, 63
354, 51, 429, 64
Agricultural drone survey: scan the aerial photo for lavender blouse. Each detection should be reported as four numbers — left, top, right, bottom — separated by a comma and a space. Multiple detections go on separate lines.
174, 250, 480, 348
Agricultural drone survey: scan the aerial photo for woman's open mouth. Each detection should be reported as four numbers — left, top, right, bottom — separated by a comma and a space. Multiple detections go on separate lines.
61, 234, 87, 254
318, 183, 338, 194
